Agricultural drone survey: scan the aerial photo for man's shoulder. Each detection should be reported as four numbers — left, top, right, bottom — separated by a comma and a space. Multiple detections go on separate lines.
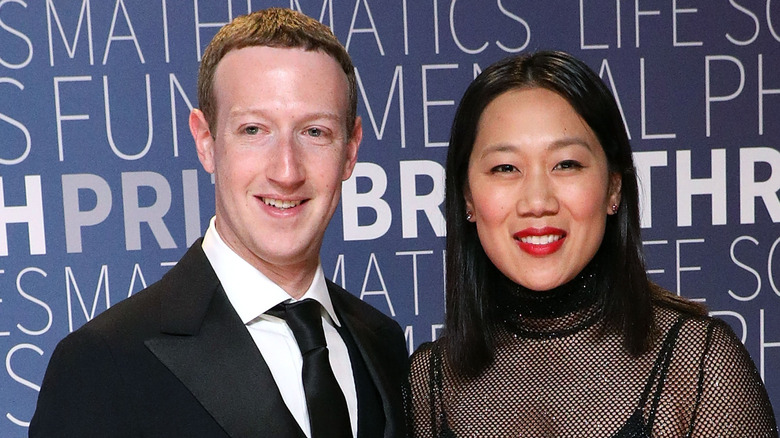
327, 279, 410, 380
326, 279, 398, 329
65, 271, 168, 345
68, 241, 216, 341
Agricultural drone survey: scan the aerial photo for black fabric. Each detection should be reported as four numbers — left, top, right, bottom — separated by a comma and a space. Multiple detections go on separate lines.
29, 240, 409, 438
407, 274, 778, 437
336, 316, 386, 438
329, 283, 411, 438
269, 299, 352, 437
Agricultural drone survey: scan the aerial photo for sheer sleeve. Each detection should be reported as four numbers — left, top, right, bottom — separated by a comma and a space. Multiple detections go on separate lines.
689, 319, 778, 437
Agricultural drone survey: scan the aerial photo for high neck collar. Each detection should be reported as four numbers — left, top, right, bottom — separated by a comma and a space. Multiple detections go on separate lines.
495, 261, 603, 338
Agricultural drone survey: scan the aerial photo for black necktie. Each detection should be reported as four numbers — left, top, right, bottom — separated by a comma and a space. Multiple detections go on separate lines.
269, 299, 352, 437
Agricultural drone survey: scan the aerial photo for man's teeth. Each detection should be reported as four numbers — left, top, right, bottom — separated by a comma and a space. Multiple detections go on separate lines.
520, 234, 561, 245
263, 198, 302, 209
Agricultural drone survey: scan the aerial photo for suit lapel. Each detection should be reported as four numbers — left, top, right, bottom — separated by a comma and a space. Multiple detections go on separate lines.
144, 243, 304, 438
329, 284, 404, 438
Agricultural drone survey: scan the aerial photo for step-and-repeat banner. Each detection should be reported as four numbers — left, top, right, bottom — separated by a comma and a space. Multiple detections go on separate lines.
0, 0, 778, 434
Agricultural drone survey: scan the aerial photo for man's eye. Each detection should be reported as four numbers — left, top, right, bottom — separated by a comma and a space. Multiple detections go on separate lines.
491, 164, 516, 173
244, 126, 259, 135
306, 127, 323, 137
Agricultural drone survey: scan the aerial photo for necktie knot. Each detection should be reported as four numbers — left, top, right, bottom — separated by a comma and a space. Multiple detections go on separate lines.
269, 299, 326, 354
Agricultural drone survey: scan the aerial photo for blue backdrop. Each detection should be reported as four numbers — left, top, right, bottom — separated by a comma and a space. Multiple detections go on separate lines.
0, 0, 778, 435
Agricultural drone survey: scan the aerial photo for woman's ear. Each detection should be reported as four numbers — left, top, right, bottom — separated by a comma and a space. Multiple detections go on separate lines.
607, 172, 622, 214
464, 184, 475, 222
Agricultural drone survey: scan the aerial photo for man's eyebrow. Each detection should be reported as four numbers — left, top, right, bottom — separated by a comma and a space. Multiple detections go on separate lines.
303, 112, 342, 123
228, 108, 342, 122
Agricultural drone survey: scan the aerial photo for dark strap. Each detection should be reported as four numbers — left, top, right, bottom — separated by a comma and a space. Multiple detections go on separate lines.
634, 316, 687, 434
429, 342, 456, 438
269, 299, 352, 437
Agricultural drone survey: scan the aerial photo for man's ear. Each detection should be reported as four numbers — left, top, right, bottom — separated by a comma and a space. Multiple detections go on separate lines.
190, 109, 215, 174
342, 116, 363, 181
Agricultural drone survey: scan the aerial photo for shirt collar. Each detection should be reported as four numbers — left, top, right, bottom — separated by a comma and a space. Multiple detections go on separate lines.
201, 216, 341, 327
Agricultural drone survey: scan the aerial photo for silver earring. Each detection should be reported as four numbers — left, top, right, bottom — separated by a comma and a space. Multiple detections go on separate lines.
466, 210, 473, 221
611, 204, 618, 214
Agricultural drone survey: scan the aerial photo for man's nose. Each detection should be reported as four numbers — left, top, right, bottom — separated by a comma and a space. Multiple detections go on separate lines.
267, 134, 306, 188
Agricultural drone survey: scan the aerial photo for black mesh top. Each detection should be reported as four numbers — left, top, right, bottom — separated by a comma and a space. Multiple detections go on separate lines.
406, 275, 778, 437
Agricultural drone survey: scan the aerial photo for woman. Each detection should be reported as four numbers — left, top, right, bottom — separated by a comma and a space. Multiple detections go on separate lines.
406, 51, 777, 437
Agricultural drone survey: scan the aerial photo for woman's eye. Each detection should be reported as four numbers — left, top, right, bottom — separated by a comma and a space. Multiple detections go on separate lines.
492, 164, 516, 173
244, 126, 259, 135
555, 160, 583, 170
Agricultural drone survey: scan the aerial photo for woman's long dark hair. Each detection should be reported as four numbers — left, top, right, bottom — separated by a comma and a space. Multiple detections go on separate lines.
443, 51, 704, 377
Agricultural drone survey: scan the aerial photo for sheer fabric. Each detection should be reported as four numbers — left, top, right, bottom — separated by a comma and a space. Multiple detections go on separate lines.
407, 284, 778, 437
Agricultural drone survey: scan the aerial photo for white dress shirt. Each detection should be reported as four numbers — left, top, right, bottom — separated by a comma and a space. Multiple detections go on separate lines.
201, 217, 358, 438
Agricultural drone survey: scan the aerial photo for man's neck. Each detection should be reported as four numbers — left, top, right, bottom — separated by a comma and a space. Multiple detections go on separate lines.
250, 260, 318, 300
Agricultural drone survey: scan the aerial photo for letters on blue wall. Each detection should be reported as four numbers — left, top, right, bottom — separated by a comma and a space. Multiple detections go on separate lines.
0, 1, 778, 434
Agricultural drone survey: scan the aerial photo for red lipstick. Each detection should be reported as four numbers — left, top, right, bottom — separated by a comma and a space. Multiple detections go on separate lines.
514, 227, 566, 256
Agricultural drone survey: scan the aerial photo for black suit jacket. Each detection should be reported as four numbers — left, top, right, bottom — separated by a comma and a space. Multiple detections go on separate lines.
29, 241, 409, 438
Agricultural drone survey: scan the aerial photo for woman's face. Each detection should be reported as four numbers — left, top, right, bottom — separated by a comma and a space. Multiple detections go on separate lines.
465, 87, 621, 291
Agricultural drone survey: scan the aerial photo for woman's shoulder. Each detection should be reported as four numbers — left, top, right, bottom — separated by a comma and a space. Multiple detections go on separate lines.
409, 339, 445, 369
652, 303, 754, 369
652, 306, 777, 434
646, 308, 777, 434
654, 302, 729, 337
409, 338, 452, 390
649, 284, 723, 342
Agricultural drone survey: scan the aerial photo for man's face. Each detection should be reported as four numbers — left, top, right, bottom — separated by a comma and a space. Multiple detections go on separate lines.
190, 46, 361, 289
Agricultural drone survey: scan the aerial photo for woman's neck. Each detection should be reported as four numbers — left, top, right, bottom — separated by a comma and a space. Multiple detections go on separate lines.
495, 260, 603, 337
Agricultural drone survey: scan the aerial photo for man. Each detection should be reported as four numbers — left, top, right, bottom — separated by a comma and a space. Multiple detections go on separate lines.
29, 8, 409, 438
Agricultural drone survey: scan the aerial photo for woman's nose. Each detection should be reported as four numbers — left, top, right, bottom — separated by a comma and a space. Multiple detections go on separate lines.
517, 170, 558, 217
